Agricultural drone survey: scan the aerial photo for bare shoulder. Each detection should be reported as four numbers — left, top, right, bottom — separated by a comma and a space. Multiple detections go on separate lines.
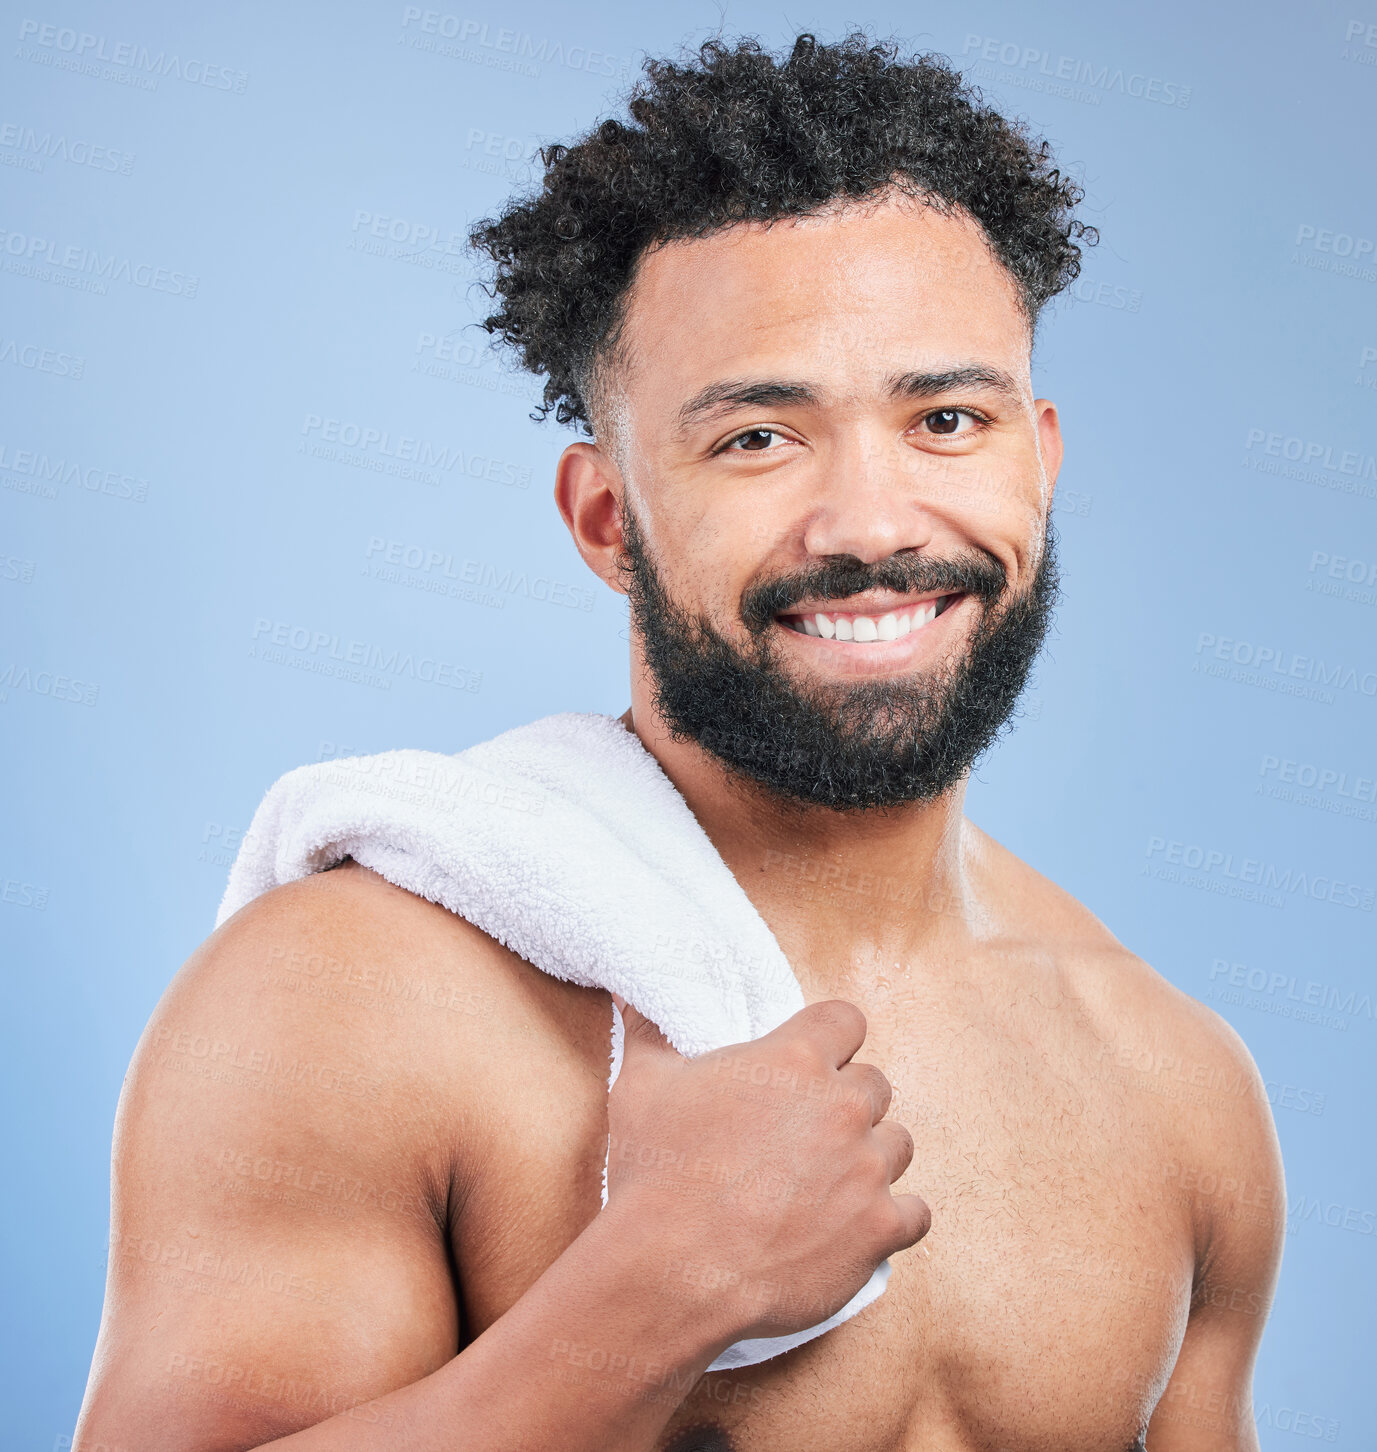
969, 820, 1285, 1271
966, 816, 1271, 1082
113, 860, 528, 1292
151, 860, 608, 1151
77, 862, 607, 1448
1073, 943, 1287, 1294
152, 862, 508, 1144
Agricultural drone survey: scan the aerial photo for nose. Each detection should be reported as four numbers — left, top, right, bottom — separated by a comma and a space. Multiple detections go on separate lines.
799, 433, 938, 564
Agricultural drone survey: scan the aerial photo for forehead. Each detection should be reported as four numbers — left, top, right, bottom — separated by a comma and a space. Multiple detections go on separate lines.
613, 192, 1029, 412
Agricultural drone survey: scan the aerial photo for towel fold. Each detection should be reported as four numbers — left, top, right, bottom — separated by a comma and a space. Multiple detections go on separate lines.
216, 710, 891, 1371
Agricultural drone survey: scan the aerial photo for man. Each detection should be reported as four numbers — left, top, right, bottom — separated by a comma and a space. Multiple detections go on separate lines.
75, 32, 1284, 1452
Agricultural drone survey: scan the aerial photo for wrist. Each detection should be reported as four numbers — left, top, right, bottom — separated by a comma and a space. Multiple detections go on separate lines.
581, 1195, 746, 1368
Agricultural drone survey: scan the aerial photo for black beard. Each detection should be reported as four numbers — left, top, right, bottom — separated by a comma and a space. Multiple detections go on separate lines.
616, 496, 1061, 814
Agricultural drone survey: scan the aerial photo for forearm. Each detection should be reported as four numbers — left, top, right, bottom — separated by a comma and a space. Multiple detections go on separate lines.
264, 1202, 735, 1452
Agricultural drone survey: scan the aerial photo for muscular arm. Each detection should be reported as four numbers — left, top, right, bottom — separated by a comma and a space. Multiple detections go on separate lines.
72, 866, 730, 1452
1146, 1012, 1286, 1450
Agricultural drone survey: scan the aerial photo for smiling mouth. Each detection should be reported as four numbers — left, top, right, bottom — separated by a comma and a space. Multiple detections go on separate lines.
774, 592, 963, 642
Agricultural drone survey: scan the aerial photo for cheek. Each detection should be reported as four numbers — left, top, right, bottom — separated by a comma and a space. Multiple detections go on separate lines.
915, 469, 1045, 594
892, 449, 1034, 526
669, 494, 778, 585
646, 511, 753, 619
629, 475, 716, 571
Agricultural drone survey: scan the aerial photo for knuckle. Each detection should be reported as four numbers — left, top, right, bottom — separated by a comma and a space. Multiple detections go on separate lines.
836, 1091, 871, 1120
778, 1035, 825, 1079
808, 998, 867, 1039
910, 1196, 934, 1241
861, 1063, 892, 1107
862, 1198, 902, 1245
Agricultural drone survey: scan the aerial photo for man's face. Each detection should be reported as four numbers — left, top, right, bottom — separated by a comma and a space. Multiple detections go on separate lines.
571, 189, 1064, 812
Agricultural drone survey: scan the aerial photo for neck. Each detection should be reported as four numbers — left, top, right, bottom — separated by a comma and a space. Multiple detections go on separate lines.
616, 700, 979, 1001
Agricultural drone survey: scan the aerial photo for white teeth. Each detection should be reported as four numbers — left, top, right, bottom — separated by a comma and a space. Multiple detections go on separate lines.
782, 596, 951, 642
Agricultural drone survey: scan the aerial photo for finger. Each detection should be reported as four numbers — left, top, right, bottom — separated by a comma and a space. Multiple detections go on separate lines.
615, 998, 680, 1058
872, 1118, 916, 1183
760, 998, 868, 1070
889, 1192, 933, 1249
836, 1061, 893, 1123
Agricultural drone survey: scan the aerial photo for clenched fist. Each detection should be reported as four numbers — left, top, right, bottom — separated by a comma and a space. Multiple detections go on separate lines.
605, 993, 931, 1342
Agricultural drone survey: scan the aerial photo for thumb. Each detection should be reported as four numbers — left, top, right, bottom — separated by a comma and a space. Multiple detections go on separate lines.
611, 992, 680, 1059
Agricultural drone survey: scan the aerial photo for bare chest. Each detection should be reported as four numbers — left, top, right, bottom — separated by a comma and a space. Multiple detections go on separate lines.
453, 985, 1194, 1451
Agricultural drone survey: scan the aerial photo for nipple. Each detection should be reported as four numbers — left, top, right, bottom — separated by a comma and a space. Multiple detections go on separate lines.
664, 1423, 737, 1452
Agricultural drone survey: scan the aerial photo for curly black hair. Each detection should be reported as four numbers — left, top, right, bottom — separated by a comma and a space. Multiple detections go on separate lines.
468, 31, 1096, 435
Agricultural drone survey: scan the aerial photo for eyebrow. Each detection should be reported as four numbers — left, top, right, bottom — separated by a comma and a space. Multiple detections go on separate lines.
676, 379, 818, 433
886, 365, 1023, 405
675, 364, 1022, 435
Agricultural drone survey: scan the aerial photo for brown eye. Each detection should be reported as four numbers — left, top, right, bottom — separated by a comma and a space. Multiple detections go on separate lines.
926, 409, 963, 434
730, 429, 779, 451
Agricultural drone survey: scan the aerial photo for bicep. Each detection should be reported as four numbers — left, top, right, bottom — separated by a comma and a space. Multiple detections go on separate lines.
1147, 1026, 1286, 1449
1147, 1283, 1268, 1449
75, 908, 463, 1449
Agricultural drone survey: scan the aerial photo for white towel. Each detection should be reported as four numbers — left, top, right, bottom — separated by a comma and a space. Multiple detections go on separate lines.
216, 710, 892, 1371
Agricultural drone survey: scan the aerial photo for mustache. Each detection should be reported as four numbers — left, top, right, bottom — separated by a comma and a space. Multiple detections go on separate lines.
740, 550, 1008, 634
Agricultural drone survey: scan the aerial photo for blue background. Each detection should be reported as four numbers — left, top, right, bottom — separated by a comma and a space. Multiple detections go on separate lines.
2, 2, 1374, 1446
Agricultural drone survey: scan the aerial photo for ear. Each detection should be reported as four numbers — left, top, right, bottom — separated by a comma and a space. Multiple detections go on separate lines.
554, 440, 630, 596
1033, 398, 1063, 509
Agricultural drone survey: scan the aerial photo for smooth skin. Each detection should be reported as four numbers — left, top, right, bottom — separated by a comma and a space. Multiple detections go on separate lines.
74, 189, 1284, 1452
